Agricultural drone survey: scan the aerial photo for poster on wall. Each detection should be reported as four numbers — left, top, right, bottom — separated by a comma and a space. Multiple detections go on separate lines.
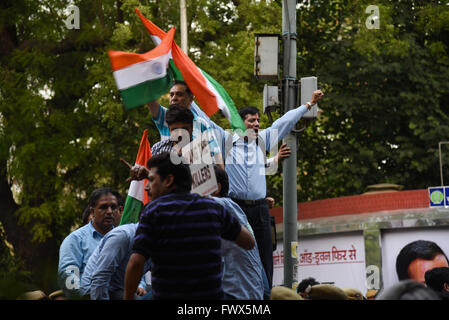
273, 232, 366, 294
381, 227, 449, 289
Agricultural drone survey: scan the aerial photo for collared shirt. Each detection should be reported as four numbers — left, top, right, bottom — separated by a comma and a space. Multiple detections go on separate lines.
132, 192, 242, 300
80, 223, 151, 300
212, 197, 264, 300
58, 221, 105, 297
191, 102, 309, 200
152, 104, 220, 157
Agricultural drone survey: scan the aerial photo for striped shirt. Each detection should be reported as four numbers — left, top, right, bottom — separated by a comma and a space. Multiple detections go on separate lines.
150, 139, 174, 156
132, 192, 242, 300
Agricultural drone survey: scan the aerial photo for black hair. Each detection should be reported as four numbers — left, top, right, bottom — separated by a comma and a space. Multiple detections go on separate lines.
425, 267, 449, 292
87, 187, 119, 209
166, 104, 194, 126
82, 207, 91, 224
396, 240, 449, 281
297, 277, 320, 293
147, 152, 192, 193
238, 106, 260, 121
376, 280, 441, 300
213, 165, 229, 197
173, 80, 193, 96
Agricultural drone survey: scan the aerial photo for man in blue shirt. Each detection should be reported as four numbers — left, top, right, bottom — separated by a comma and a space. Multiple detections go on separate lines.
211, 165, 265, 300
123, 152, 255, 300
80, 223, 152, 300
189, 90, 324, 291
57, 187, 121, 298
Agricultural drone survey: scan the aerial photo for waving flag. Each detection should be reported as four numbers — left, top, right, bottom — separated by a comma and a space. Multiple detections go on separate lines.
120, 129, 152, 225
135, 8, 246, 132
108, 27, 176, 109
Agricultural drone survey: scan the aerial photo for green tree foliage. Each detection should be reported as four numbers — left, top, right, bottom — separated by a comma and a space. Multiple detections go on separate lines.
291, 0, 449, 202
0, 0, 282, 292
0, 0, 448, 292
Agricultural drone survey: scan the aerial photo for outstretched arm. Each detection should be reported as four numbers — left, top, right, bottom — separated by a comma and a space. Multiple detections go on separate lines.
262, 90, 324, 149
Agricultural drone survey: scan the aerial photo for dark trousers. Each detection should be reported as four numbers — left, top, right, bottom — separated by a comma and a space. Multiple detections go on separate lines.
237, 201, 273, 291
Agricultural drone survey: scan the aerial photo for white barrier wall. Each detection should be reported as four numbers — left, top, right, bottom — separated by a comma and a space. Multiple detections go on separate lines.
273, 231, 366, 293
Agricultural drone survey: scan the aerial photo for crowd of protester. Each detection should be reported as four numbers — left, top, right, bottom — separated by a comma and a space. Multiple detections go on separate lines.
15, 83, 449, 301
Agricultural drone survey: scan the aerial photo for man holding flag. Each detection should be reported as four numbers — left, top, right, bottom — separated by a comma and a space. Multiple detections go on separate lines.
130, 10, 324, 292
147, 81, 224, 169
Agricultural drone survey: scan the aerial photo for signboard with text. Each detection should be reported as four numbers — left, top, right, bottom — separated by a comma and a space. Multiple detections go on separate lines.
273, 232, 366, 293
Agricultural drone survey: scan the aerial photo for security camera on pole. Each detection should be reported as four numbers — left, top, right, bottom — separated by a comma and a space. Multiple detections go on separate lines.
254, 0, 319, 290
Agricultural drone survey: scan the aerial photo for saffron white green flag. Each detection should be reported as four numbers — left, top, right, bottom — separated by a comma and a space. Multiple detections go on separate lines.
120, 129, 152, 225
108, 27, 176, 110
135, 8, 246, 132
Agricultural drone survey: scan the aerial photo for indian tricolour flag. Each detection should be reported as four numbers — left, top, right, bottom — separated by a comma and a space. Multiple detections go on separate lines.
119, 129, 152, 225
135, 8, 246, 132
108, 27, 176, 110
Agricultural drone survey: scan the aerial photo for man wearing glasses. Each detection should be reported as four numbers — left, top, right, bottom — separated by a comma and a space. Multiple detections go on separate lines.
58, 187, 121, 298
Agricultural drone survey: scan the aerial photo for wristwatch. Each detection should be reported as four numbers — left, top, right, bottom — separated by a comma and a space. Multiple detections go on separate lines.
306, 101, 314, 110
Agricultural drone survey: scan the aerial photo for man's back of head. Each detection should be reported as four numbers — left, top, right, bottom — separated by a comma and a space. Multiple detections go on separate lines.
212, 164, 229, 198
425, 267, 449, 292
376, 280, 441, 300
297, 277, 320, 294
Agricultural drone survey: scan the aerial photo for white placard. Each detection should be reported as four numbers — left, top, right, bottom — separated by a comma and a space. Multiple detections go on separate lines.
189, 163, 218, 196
182, 136, 218, 196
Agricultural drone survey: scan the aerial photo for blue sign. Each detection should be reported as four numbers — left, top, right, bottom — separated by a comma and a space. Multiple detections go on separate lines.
428, 186, 449, 207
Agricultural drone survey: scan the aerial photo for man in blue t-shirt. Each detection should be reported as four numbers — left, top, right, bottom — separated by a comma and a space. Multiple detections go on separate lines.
123, 152, 255, 300
58, 187, 121, 298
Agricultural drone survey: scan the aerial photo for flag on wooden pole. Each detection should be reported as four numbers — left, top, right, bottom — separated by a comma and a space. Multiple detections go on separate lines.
135, 8, 246, 132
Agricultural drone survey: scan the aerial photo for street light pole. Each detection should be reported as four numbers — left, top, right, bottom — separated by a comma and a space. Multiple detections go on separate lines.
180, 0, 188, 54
282, 0, 298, 289
439, 141, 449, 186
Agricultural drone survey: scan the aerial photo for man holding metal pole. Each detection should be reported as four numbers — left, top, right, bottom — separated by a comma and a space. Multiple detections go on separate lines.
193, 90, 323, 293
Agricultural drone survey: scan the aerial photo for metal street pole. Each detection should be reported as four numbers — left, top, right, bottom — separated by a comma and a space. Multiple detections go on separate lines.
180, 0, 188, 53
282, 0, 298, 289
439, 141, 449, 186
